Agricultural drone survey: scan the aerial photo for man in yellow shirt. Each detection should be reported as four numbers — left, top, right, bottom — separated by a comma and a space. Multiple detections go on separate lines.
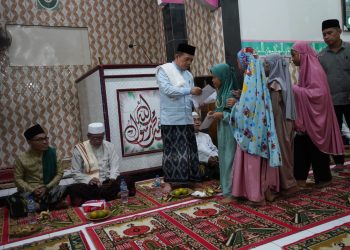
14, 124, 68, 211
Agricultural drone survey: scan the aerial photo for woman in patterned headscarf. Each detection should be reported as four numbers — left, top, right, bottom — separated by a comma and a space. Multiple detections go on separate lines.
264, 54, 298, 196
208, 63, 238, 197
230, 47, 281, 205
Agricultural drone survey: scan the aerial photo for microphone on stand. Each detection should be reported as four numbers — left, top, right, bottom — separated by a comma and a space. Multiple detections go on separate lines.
128, 43, 154, 64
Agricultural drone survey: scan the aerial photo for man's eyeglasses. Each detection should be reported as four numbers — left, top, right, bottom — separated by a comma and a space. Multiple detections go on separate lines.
30, 136, 49, 142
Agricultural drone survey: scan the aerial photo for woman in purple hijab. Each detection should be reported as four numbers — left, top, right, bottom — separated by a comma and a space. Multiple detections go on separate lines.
291, 41, 344, 188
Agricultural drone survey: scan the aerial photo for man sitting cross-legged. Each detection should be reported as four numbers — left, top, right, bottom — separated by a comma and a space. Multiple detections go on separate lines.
69, 122, 135, 206
14, 124, 68, 211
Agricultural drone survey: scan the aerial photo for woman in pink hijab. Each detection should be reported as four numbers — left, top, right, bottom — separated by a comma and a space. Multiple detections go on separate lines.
291, 41, 344, 188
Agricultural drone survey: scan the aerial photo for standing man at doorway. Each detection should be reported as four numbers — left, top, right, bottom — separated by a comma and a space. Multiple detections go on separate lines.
156, 43, 202, 186
319, 19, 350, 167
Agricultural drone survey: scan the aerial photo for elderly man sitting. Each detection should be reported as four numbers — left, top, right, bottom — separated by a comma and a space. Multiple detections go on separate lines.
193, 112, 219, 179
14, 124, 68, 211
69, 122, 135, 206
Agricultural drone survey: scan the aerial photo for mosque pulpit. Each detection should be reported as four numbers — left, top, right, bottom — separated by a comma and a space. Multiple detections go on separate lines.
75, 64, 162, 173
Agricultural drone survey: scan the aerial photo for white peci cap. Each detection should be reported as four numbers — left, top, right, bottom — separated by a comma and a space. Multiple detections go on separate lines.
192, 112, 199, 117
88, 122, 105, 134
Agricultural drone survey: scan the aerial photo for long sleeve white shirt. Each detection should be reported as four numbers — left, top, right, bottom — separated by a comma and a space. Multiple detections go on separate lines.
195, 132, 218, 163
71, 141, 120, 184
156, 62, 194, 125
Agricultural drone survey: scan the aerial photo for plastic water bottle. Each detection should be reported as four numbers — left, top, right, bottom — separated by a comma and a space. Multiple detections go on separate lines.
154, 175, 162, 197
27, 195, 36, 224
120, 179, 129, 204
154, 175, 161, 188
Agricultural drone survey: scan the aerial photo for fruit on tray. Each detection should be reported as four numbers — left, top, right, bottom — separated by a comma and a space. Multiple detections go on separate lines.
206, 187, 215, 196
88, 209, 109, 219
172, 188, 189, 197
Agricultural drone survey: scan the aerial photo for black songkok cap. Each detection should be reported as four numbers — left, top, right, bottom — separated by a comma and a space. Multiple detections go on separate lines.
322, 19, 340, 31
24, 124, 45, 140
177, 43, 196, 56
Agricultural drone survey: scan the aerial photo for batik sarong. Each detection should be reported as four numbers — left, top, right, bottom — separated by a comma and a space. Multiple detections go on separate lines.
161, 125, 201, 182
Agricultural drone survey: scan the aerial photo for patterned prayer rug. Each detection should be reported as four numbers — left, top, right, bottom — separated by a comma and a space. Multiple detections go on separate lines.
6, 231, 90, 250
236, 195, 350, 230
162, 197, 292, 249
86, 212, 207, 249
325, 178, 350, 191
136, 178, 220, 206
283, 222, 350, 249
305, 174, 350, 192
106, 194, 158, 219
1, 207, 86, 245
301, 184, 350, 209
331, 163, 350, 179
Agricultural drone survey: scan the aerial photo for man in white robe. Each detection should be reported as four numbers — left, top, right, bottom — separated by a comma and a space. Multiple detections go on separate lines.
69, 123, 134, 205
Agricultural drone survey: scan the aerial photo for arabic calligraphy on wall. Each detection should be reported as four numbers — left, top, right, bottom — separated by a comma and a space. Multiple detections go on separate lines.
241, 41, 327, 84
117, 88, 162, 157
242, 41, 327, 56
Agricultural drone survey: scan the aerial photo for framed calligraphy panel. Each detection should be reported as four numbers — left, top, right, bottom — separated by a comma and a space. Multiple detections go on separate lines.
117, 88, 162, 157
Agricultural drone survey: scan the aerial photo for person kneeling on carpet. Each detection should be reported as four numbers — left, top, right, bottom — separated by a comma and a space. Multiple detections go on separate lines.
69, 122, 135, 206
12, 124, 69, 213
193, 112, 220, 180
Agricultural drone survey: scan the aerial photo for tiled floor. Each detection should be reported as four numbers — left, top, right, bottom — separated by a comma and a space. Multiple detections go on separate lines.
2, 161, 350, 249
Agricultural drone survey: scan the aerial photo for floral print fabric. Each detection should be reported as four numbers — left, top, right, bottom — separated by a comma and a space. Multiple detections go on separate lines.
231, 48, 281, 167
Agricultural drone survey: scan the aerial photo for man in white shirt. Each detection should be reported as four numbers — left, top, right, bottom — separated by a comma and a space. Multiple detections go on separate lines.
193, 112, 219, 179
69, 123, 134, 206
156, 43, 202, 184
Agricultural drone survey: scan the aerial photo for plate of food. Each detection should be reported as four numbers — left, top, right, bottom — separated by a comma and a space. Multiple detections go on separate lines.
85, 209, 111, 221
10, 224, 42, 237
170, 188, 193, 198
191, 188, 216, 199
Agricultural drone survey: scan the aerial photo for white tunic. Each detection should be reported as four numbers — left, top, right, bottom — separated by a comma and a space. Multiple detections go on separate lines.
71, 141, 120, 184
195, 132, 218, 163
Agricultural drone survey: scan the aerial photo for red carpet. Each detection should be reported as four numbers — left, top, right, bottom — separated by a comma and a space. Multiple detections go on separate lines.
237, 194, 350, 230
162, 197, 293, 249
1, 174, 350, 248
86, 211, 210, 249
6, 231, 90, 250
331, 163, 350, 179
0, 207, 86, 245
106, 193, 158, 219
283, 222, 350, 249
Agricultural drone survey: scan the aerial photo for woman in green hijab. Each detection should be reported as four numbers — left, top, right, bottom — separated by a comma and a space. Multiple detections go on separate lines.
208, 63, 238, 196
